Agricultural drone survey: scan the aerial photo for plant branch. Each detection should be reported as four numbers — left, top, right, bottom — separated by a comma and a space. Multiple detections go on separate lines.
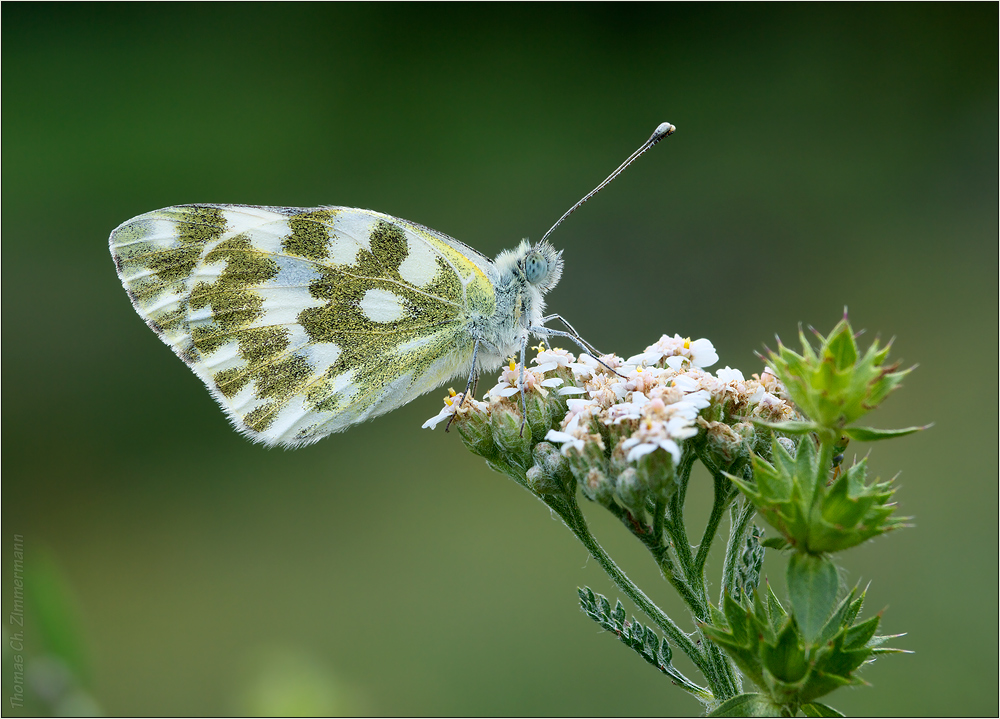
546, 493, 731, 695
694, 462, 740, 579
720, 498, 756, 606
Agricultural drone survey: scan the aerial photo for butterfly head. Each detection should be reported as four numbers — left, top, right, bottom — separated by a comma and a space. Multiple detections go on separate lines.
521, 239, 563, 292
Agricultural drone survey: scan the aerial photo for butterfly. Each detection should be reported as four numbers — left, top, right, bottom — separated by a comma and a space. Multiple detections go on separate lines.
109, 123, 674, 448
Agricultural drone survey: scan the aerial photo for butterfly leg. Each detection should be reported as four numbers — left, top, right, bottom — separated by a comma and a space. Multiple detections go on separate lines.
529, 323, 625, 378
445, 338, 481, 433
536, 314, 606, 357
518, 333, 529, 436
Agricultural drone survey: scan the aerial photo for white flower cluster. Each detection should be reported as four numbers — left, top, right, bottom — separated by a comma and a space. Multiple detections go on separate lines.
424, 333, 796, 470
543, 335, 724, 464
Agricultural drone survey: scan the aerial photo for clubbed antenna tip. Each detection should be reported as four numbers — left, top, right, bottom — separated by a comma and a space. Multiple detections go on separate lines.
539, 122, 677, 245
650, 122, 677, 143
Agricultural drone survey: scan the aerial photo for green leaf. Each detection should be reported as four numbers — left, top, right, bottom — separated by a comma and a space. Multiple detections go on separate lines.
816, 588, 858, 646
761, 537, 789, 550
843, 614, 881, 650
802, 701, 846, 717
751, 419, 821, 434
787, 553, 839, 644
709, 602, 729, 629
578, 587, 710, 697
761, 619, 808, 683
722, 592, 752, 645
708, 693, 783, 717
701, 624, 766, 690
823, 320, 859, 371
842, 424, 930, 442
765, 583, 787, 634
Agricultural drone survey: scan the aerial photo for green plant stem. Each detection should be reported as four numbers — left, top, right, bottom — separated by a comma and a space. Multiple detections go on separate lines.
689, 471, 743, 697
656, 451, 741, 700
694, 474, 733, 580
665, 452, 696, 573
720, 498, 756, 605
549, 494, 732, 697
603, 498, 709, 626
653, 496, 667, 548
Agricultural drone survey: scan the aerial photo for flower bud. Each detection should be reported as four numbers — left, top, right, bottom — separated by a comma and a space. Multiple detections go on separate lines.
525, 392, 553, 440
490, 400, 531, 465
579, 466, 615, 505
526, 442, 571, 495
765, 316, 910, 431
701, 585, 900, 708
633, 448, 678, 505
614, 466, 648, 518
564, 436, 608, 487
456, 404, 497, 459
703, 419, 751, 467
730, 438, 906, 554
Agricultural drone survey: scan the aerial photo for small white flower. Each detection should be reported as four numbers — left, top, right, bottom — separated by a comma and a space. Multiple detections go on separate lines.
490, 359, 554, 399
533, 347, 575, 367
682, 389, 712, 409
544, 429, 585, 454
665, 355, 686, 371
625, 350, 661, 366
568, 362, 595, 380
644, 334, 687, 362
422, 406, 454, 429
622, 433, 681, 464
689, 338, 719, 368
624, 440, 659, 461
605, 394, 648, 425
716, 366, 745, 383
665, 414, 699, 440
422, 391, 486, 429
566, 397, 597, 412
673, 374, 700, 392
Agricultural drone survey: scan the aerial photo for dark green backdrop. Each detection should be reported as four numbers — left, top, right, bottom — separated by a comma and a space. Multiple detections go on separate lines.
3, 3, 997, 716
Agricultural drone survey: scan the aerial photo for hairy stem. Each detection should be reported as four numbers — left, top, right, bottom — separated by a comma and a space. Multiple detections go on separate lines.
550, 494, 731, 696
694, 463, 740, 580
720, 498, 756, 605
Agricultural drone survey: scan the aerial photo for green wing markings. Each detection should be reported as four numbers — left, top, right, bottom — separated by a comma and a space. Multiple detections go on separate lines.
111, 204, 501, 445
111, 205, 227, 332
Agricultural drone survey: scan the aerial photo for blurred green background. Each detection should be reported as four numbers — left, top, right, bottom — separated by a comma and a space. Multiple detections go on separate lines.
3, 3, 997, 716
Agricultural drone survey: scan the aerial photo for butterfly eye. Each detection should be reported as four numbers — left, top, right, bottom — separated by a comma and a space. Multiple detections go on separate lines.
524, 251, 548, 285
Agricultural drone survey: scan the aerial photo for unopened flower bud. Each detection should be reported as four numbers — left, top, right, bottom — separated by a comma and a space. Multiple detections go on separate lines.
491, 401, 531, 463
615, 467, 649, 518
525, 392, 553, 440
456, 404, 496, 459
579, 466, 615, 505
526, 442, 570, 495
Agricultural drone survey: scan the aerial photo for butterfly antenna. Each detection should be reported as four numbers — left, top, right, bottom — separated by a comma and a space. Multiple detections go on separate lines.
538, 121, 676, 245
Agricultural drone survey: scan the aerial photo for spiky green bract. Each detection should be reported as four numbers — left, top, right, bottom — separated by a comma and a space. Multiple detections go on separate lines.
764, 316, 912, 436
800, 701, 846, 717
707, 693, 783, 717
730, 436, 905, 554
578, 587, 713, 703
786, 553, 839, 644
701, 585, 902, 713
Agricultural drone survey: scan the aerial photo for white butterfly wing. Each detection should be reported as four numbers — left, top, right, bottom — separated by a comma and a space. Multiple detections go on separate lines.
110, 204, 497, 447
